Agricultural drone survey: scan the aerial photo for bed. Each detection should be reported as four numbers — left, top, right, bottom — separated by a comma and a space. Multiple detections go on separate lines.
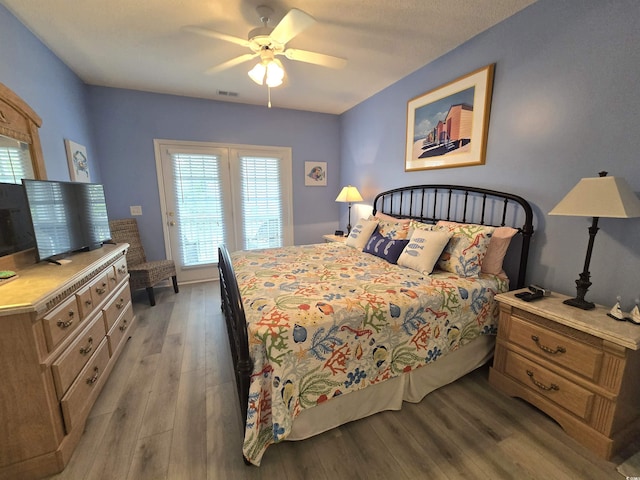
218, 184, 534, 465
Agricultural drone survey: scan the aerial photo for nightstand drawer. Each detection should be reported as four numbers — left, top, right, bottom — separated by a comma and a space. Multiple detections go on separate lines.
504, 349, 595, 420
508, 314, 602, 381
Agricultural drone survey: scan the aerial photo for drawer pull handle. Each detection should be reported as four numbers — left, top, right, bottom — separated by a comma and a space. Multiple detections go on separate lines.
119, 319, 128, 332
79, 337, 93, 355
96, 283, 107, 295
118, 267, 127, 275
116, 299, 125, 310
531, 335, 566, 355
57, 312, 74, 328
526, 370, 559, 391
87, 367, 100, 385
110, 276, 117, 282
85, 299, 92, 307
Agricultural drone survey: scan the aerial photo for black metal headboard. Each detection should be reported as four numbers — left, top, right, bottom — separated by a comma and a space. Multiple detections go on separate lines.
372, 184, 534, 289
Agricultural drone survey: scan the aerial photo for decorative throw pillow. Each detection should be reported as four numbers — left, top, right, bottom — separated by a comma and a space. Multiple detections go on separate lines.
435, 221, 495, 277
363, 231, 409, 264
345, 218, 379, 250
374, 211, 411, 223
481, 226, 519, 277
397, 229, 452, 275
409, 219, 436, 231
368, 214, 411, 240
377, 219, 411, 240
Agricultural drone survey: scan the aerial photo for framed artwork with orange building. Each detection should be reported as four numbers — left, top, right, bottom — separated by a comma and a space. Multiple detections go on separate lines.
405, 64, 495, 171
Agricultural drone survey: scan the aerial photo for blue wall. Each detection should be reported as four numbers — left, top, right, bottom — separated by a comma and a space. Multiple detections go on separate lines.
0, 4, 97, 183
86, 87, 341, 259
340, 0, 640, 308
2, 1, 640, 309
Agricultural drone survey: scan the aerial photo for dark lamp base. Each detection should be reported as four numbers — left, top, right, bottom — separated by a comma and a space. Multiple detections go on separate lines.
563, 297, 595, 310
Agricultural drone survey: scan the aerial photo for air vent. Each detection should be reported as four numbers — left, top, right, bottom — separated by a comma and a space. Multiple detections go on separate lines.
217, 90, 239, 97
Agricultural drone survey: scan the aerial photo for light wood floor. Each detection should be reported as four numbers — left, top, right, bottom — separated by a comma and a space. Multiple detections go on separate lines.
47, 281, 637, 480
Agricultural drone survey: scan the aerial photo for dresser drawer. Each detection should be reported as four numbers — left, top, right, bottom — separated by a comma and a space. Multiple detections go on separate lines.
76, 285, 95, 319
51, 314, 107, 398
42, 295, 81, 352
60, 337, 110, 433
504, 349, 595, 420
89, 271, 111, 308
107, 302, 133, 356
103, 282, 132, 332
113, 255, 128, 284
508, 314, 602, 380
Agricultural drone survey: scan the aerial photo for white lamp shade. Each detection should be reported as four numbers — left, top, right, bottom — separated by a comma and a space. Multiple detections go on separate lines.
549, 175, 640, 218
335, 185, 363, 203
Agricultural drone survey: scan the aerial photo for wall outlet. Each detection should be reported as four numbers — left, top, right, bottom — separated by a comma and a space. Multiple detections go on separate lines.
130, 205, 142, 216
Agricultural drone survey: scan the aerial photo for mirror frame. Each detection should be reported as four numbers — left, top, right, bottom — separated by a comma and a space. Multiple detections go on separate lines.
0, 81, 47, 180
0, 82, 47, 272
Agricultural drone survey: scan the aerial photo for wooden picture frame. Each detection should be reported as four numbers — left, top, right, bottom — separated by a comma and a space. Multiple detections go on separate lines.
304, 161, 327, 186
405, 64, 495, 171
65, 139, 90, 182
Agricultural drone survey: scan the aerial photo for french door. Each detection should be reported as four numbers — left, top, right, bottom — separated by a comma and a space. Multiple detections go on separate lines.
155, 140, 293, 283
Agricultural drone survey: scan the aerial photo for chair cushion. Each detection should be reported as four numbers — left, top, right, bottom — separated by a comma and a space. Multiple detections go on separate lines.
128, 260, 177, 290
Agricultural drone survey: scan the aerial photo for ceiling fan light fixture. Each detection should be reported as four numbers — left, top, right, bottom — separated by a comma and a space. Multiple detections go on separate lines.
248, 49, 284, 87
248, 62, 267, 85
265, 59, 284, 87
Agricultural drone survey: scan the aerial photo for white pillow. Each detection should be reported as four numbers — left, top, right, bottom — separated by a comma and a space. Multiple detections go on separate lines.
345, 218, 379, 250
397, 229, 452, 275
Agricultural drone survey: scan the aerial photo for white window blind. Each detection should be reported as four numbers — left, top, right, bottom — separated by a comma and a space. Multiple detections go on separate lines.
240, 156, 283, 250
171, 152, 224, 267
0, 144, 34, 183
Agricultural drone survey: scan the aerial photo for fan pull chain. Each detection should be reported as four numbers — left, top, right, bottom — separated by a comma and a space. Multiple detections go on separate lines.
268, 86, 272, 108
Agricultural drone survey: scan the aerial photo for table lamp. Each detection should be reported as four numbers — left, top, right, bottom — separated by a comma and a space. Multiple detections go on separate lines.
549, 171, 640, 309
335, 185, 363, 235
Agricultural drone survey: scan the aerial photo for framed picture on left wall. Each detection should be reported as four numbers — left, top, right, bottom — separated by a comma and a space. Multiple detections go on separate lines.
65, 139, 91, 182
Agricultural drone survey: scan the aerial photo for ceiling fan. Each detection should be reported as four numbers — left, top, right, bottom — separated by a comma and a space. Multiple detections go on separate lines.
183, 5, 347, 87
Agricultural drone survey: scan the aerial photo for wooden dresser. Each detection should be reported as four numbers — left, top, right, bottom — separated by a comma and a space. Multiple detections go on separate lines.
0, 244, 135, 480
489, 290, 640, 459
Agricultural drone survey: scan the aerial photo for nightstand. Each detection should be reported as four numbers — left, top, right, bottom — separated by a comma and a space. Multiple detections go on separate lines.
323, 234, 347, 243
489, 290, 640, 460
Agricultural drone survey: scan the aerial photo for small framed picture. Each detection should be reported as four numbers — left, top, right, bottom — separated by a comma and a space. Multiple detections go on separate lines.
65, 139, 91, 182
304, 161, 327, 186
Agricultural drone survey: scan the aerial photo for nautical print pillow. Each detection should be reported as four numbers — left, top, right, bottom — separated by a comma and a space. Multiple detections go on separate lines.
345, 218, 379, 250
435, 221, 495, 277
363, 231, 409, 264
397, 229, 452, 275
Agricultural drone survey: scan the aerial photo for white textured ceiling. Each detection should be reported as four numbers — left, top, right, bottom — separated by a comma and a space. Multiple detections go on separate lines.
2, 0, 536, 114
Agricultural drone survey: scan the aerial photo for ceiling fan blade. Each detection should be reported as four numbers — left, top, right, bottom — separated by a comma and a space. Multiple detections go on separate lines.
182, 25, 250, 48
270, 8, 316, 45
205, 53, 258, 75
283, 49, 347, 69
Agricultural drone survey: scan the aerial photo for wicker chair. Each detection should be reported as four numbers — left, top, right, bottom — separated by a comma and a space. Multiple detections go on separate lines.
108, 218, 179, 306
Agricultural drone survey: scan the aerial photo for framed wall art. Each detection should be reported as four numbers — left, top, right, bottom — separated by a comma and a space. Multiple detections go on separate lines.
405, 64, 495, 172
304, 161, 327, 186
65, 139, 91, 182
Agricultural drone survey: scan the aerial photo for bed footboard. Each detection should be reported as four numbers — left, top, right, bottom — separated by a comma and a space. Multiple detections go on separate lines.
218, 246, 252, 432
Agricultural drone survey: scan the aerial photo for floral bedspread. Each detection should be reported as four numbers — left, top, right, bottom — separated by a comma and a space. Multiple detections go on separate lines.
230, 242, 508, 465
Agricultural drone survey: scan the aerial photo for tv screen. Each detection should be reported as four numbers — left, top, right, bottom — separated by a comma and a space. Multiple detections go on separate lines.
22, 179, 112, 262
0, 182, 36, 257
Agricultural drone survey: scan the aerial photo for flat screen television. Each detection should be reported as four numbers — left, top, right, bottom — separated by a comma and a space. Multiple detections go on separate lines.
22, 179, 112, 262
0, 182, 36, 257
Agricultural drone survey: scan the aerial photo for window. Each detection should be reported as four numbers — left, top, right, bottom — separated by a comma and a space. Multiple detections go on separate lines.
0, 140, 34, 184
156, 140, 292, 282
